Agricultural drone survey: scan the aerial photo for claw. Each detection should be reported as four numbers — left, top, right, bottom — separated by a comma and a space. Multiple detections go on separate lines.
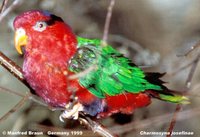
59, 114, 65, 122
59, 102, 83, 122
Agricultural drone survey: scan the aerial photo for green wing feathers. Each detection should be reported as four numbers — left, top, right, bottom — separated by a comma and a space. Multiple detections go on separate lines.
70, 37, 188, 104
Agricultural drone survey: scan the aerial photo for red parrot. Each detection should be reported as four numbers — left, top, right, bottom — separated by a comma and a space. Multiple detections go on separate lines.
13, 10, 188, 121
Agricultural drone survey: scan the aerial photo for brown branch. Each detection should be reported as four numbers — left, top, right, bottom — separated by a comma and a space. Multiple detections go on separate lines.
0, 51, 30, 88
102, 0, 115, 46
166, 104, 181, 137
166, 53, 200, 137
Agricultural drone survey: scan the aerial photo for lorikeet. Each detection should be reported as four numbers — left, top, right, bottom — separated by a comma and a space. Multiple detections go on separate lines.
13, 10, 188, 121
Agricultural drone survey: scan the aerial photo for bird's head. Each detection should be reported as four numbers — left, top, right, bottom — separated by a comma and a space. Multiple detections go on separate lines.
13, 10, 76, 55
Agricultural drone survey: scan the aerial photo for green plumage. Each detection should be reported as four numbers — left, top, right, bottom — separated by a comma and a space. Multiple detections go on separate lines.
69, 37, 161, 97
68, 37, 188, 104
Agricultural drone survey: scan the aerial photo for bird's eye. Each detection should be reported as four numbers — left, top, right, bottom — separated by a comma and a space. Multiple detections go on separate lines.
33, 21, 47, 32
17, 28, 26, 35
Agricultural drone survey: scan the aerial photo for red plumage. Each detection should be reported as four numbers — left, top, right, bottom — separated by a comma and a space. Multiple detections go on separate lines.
99, 93, 151, 118
13, 10, 152, 118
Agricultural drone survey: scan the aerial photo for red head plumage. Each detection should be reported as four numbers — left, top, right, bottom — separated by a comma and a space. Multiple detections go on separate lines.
13, 10, 80, 107
14, 10, 77, 62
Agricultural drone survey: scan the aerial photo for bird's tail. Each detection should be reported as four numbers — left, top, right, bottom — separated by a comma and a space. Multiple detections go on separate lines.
145, 89, 189, 104
144, 72, 189, 104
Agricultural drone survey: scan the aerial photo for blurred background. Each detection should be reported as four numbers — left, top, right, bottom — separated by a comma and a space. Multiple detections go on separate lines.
0, 0, 200, 137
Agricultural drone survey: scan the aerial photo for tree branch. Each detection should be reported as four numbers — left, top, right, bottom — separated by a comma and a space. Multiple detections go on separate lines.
0, 86, 24, 97
0, 51, 30, 88
176, 40, 200, 57
0, 0, 9, 13
167, 53, 200, 137
0, 0, 23, 22
79, 113, 118, 137
0, 93, 30, 122
102, 0, 115, 46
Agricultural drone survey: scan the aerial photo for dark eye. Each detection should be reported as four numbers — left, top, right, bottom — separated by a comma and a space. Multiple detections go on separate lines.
33, 21, 47, 32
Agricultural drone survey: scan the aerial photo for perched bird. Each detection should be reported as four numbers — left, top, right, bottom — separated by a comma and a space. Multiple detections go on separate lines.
13, 10, 188, 121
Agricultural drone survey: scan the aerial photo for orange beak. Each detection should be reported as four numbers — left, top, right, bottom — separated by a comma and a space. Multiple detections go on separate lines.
14, 28, 28, 55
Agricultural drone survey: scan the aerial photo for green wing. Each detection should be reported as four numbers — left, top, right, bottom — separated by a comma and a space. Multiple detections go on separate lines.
68, 37, 162, 98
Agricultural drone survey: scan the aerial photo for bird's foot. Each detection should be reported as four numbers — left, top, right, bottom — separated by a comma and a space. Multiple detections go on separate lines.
59, 102, 83, 122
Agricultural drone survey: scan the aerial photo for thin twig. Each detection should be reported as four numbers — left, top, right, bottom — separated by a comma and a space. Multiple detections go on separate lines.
0, 0, 9, 13
0, 0, 23, 22
102, 0, 115, 46
169, 61, 193, 76
0, 86, 24, 97
0, 85, 51, 109
185, 54, 200, 89
167, 53, 200, 137
176, 41, 200, 57
0, 93, 30, 122
28, 94, 49, 108
166, 104, 181, 137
